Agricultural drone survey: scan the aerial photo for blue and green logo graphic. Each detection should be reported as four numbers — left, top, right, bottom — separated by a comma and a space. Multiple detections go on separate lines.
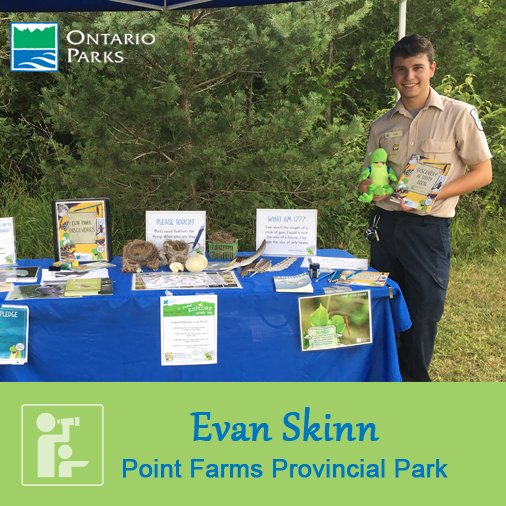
21, 404, 104, 486
10, 23, 59, 72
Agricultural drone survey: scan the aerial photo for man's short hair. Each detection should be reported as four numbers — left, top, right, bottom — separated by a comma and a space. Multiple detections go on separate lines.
390, 34, 434, 69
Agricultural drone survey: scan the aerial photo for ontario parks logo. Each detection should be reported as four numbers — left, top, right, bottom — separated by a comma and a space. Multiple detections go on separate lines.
10, 22, 59, 72
21, 404, 104, 486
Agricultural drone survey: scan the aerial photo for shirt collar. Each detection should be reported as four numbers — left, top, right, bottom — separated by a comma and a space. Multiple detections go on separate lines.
390, 87, 444, 120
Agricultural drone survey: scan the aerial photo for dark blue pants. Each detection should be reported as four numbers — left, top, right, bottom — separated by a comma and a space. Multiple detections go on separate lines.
369, 208, 451, 382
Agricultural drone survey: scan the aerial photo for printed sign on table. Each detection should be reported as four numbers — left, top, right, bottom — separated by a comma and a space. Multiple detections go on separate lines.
51, 199, 113, 262
0, 305, 29, 365
160, 295, 217, 366
256, 209, 317, 256
146, 211, 206, 253
0, 218, 17, 266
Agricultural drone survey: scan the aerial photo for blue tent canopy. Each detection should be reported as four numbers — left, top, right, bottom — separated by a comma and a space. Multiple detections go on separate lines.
0, 0, 294, 12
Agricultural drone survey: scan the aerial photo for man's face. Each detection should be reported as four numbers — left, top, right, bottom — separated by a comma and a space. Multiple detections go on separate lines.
390, 54, 436, 107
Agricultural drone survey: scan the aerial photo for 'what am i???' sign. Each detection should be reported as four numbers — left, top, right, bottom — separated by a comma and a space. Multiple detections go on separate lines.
10, 23, 59, 72
256, 209, 317, 257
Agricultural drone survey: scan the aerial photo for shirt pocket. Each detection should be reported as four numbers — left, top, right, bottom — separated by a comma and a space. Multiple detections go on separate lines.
420, 139, 455, 160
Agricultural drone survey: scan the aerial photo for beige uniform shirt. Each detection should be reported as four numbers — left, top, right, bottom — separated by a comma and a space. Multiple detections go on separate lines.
363, 88, 492, 217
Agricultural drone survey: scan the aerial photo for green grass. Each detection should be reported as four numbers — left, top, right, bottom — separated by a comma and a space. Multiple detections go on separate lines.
342, 208, 506, 382
431, 255, 506, 382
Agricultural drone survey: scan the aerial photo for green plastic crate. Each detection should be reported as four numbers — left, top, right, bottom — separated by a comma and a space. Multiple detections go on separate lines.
208, 240, 239, 260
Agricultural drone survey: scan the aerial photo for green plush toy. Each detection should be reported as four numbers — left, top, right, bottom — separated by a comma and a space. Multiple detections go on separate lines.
358, 148, 398, 203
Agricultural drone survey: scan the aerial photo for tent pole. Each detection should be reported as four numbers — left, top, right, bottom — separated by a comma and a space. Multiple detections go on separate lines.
398, 0, 407, 40
396, 0, 407, 102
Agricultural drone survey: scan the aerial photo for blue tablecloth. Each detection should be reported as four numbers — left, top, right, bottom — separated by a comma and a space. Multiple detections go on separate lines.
0, 250, 410, 382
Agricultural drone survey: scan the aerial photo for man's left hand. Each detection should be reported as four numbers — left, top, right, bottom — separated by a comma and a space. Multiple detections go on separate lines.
399, 199, 415, 212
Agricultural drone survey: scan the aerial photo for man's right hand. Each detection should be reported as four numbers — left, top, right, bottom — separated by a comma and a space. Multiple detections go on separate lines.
358, 179, 389, 202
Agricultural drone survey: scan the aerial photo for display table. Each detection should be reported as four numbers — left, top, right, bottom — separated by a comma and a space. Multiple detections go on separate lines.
0, 250, 410, 382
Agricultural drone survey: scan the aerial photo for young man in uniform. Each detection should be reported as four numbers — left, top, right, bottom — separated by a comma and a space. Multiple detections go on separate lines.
360, 34, 492, 382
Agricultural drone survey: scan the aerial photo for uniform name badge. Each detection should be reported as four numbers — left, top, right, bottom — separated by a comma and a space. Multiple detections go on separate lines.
385, 130, 403, 139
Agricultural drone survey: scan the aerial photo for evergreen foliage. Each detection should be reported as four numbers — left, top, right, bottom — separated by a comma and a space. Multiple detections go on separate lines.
0, 1, 505, 258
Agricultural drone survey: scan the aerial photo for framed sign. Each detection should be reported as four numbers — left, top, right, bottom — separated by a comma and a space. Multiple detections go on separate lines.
52, 198, 112, 262
0, 217, 17, 266
146, 211, 206, 252
256, 209, 317, 256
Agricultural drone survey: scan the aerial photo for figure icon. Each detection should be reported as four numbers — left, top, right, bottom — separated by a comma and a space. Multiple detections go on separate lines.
58, 445, 89, 478
36, 413, 82, 478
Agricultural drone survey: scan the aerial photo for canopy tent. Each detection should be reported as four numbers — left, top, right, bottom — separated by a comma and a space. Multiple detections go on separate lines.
0, 0, 407, 23
1, 0, 408, 41
1, 0, 296, 11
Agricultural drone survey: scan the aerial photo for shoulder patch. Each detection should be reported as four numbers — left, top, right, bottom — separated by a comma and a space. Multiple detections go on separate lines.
470, 108, 484, 131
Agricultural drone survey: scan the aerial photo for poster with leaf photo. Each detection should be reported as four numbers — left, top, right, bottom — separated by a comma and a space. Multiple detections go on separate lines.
299, 291, 372, 351
52, 198, 112, 262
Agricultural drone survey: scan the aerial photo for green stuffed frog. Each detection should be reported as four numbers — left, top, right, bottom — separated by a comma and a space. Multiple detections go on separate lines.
358, 148, 398, 203
9, 345, 22, 359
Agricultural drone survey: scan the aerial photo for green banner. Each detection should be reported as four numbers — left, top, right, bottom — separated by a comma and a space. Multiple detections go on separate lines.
163, 301, 216, 317
0, 383, 504, 504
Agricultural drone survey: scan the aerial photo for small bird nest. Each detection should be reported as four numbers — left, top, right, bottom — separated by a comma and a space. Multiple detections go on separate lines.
122, 239, 160, 273
159, 240, 190, 266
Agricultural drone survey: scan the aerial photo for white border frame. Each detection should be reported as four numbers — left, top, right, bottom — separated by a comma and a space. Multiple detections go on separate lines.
21, 404, 104, 486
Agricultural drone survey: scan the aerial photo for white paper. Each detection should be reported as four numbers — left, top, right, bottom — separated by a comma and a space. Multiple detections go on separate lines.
6, 277, 38, 283
2, 267, 40, 283
160, 295, 217, 366
300, 256, 368, 270
0, 218, 17, 267
256, 209, 317, 256
146, 211, 206, 252
41, 268, 110, 285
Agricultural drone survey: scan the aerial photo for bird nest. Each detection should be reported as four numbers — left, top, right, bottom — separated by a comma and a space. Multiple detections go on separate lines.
159, 240, 190, 266
122, 239, 160, 273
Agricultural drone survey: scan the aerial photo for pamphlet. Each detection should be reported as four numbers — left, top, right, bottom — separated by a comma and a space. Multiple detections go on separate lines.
64, 277, 113, 297
71, 262, 116, 273
52, 198, 113, 262
0, 266, 40, 283
256, 209, 317, 257
390, 154, 452, 212
133, 271, 242, 290
0, 283, 12, 293
300, 257, 368, 271
5, 284, 66, 301
299, 291, 372, 351
41, 268, 110, 286
273, 272, 314, 293
0, 304, 29, 365
160, 295, 217, 366
333, 270, 389, 287
0, 217, 17, 266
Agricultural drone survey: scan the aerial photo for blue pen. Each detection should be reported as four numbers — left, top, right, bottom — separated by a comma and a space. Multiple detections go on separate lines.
329, 270, 343, 283
345, 271, 358, 280
315, 270, 335, 282
191, 226, 205, 252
